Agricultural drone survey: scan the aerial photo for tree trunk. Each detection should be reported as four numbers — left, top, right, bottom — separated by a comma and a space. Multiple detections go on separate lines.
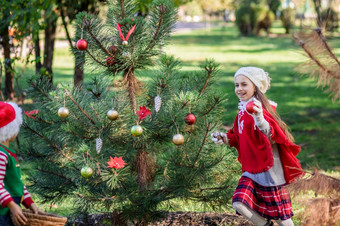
34, 34, 42, 74
0, 62, 4, 100
43, 13, 58, 84
3, 28, 15, 100
123, 68, 140, 113
59, 3, 85, 87
74, 60, 84, 87
313, 0, 323, 27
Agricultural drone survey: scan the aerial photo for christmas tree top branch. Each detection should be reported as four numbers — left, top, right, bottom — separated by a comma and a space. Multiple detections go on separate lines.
120, 0, 125, 18
146, 5, 167, 51
200, 60, 219, 96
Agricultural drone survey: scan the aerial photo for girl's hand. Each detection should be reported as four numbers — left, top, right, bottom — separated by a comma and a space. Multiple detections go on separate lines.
8, 201, 27, 225
211, 131, 228, 145
252, 98, 263, 117
251, 98, 271, 135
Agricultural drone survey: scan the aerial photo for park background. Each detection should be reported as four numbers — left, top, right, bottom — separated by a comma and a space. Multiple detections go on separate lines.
0, 0, 340, 225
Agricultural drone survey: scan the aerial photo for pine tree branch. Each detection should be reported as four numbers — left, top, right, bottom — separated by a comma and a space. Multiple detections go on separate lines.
30, 81, 55, 102
65, 89, 97, 125
23, 123, 78, 165
199, 185, 230, 191
86, 28, 114, 57
201, 96, 220, 116
120, 0, 125, 18
85, 49, 107, 67
314, 28, 340, 67
84, 151, 106, 168
200, 66, 215, 96
24, 123, 60, 151
146, 5, 166, 51
206, 155, 226, 169
300, 41, 340, 80
37, 168, 76, 186
77, 192, 117, 201
192, 122, 211, 167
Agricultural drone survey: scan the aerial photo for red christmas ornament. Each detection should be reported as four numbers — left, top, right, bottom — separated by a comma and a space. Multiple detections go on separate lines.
185, 113, 196, 125
76, 39, 88, 51
106, 57, 115, 66
24, 109, 39, 119
137, 105, 152, 121
108, 46, 118, 54
107, 156, 127, 169
246, 101, 256, 114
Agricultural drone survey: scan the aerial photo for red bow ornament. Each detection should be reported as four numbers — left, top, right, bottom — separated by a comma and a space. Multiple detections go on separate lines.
117, 22, 136, 46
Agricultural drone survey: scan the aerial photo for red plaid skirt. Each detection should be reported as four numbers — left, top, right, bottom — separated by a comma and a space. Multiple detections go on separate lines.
232, 176, 293, 220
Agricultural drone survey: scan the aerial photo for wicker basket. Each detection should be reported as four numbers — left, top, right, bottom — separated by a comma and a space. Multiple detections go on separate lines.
15, 209, 67, 226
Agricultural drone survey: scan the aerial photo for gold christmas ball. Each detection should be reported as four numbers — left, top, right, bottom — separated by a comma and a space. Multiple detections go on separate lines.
58, 107, 69, 118
172, 134, 185, 145
107, 109, 119, 120
122, 40, 128, 46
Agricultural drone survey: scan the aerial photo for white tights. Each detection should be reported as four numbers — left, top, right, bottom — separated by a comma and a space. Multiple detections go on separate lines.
233, 202, 294, 226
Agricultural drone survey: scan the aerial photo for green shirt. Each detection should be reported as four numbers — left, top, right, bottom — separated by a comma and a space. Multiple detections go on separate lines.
0, 144, 24, 215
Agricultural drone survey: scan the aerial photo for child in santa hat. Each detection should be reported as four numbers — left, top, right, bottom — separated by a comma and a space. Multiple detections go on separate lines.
0, 101, 41, 225
211, 67, 304, 226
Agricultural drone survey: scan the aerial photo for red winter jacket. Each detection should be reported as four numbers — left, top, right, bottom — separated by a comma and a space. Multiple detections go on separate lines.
227, 104, 304, 184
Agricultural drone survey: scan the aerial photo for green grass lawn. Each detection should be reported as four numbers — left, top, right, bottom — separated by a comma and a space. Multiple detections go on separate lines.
7, 21, 340, 223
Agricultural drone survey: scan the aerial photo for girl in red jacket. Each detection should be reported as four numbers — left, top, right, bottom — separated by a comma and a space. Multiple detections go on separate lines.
211, 67, 304, 226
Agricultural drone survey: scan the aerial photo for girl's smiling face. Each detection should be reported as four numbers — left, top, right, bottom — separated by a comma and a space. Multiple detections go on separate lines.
234, 75, 256, 101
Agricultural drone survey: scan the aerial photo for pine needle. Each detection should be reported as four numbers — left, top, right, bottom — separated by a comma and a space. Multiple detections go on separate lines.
294, 27, 340, 102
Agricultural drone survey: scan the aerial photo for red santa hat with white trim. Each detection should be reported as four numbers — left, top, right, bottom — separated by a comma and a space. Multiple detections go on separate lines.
0, 102, 23, 143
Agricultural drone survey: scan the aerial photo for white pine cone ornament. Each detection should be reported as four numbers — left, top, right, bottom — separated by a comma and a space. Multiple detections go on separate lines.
96, 138, 103, 154
154, 95, 162, 112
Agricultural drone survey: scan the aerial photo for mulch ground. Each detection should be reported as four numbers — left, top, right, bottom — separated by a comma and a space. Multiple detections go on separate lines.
66, 211, 255, 225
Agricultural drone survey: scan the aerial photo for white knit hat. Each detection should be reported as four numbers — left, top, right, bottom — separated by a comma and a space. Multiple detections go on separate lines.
234, 67, 271, 93
0, 102, 23, 143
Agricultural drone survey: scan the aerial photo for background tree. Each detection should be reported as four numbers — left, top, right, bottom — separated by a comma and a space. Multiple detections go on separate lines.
0, 0, 42, 100
280, 7, 295, 34
312, 0, 339, 30
266, 0, 281, 17
22, 0, 239, 224
57, 0, 103, 86
0, 0, 16, 99
234, 0, 275, 36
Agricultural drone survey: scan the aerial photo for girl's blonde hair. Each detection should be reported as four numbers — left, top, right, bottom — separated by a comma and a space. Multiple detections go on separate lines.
254, 87, 295, 142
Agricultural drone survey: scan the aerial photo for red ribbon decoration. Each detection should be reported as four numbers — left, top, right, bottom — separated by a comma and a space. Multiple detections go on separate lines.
117, 23, 136, 41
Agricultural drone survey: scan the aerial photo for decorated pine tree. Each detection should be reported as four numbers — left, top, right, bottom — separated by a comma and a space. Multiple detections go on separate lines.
21, 0, 240, 224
